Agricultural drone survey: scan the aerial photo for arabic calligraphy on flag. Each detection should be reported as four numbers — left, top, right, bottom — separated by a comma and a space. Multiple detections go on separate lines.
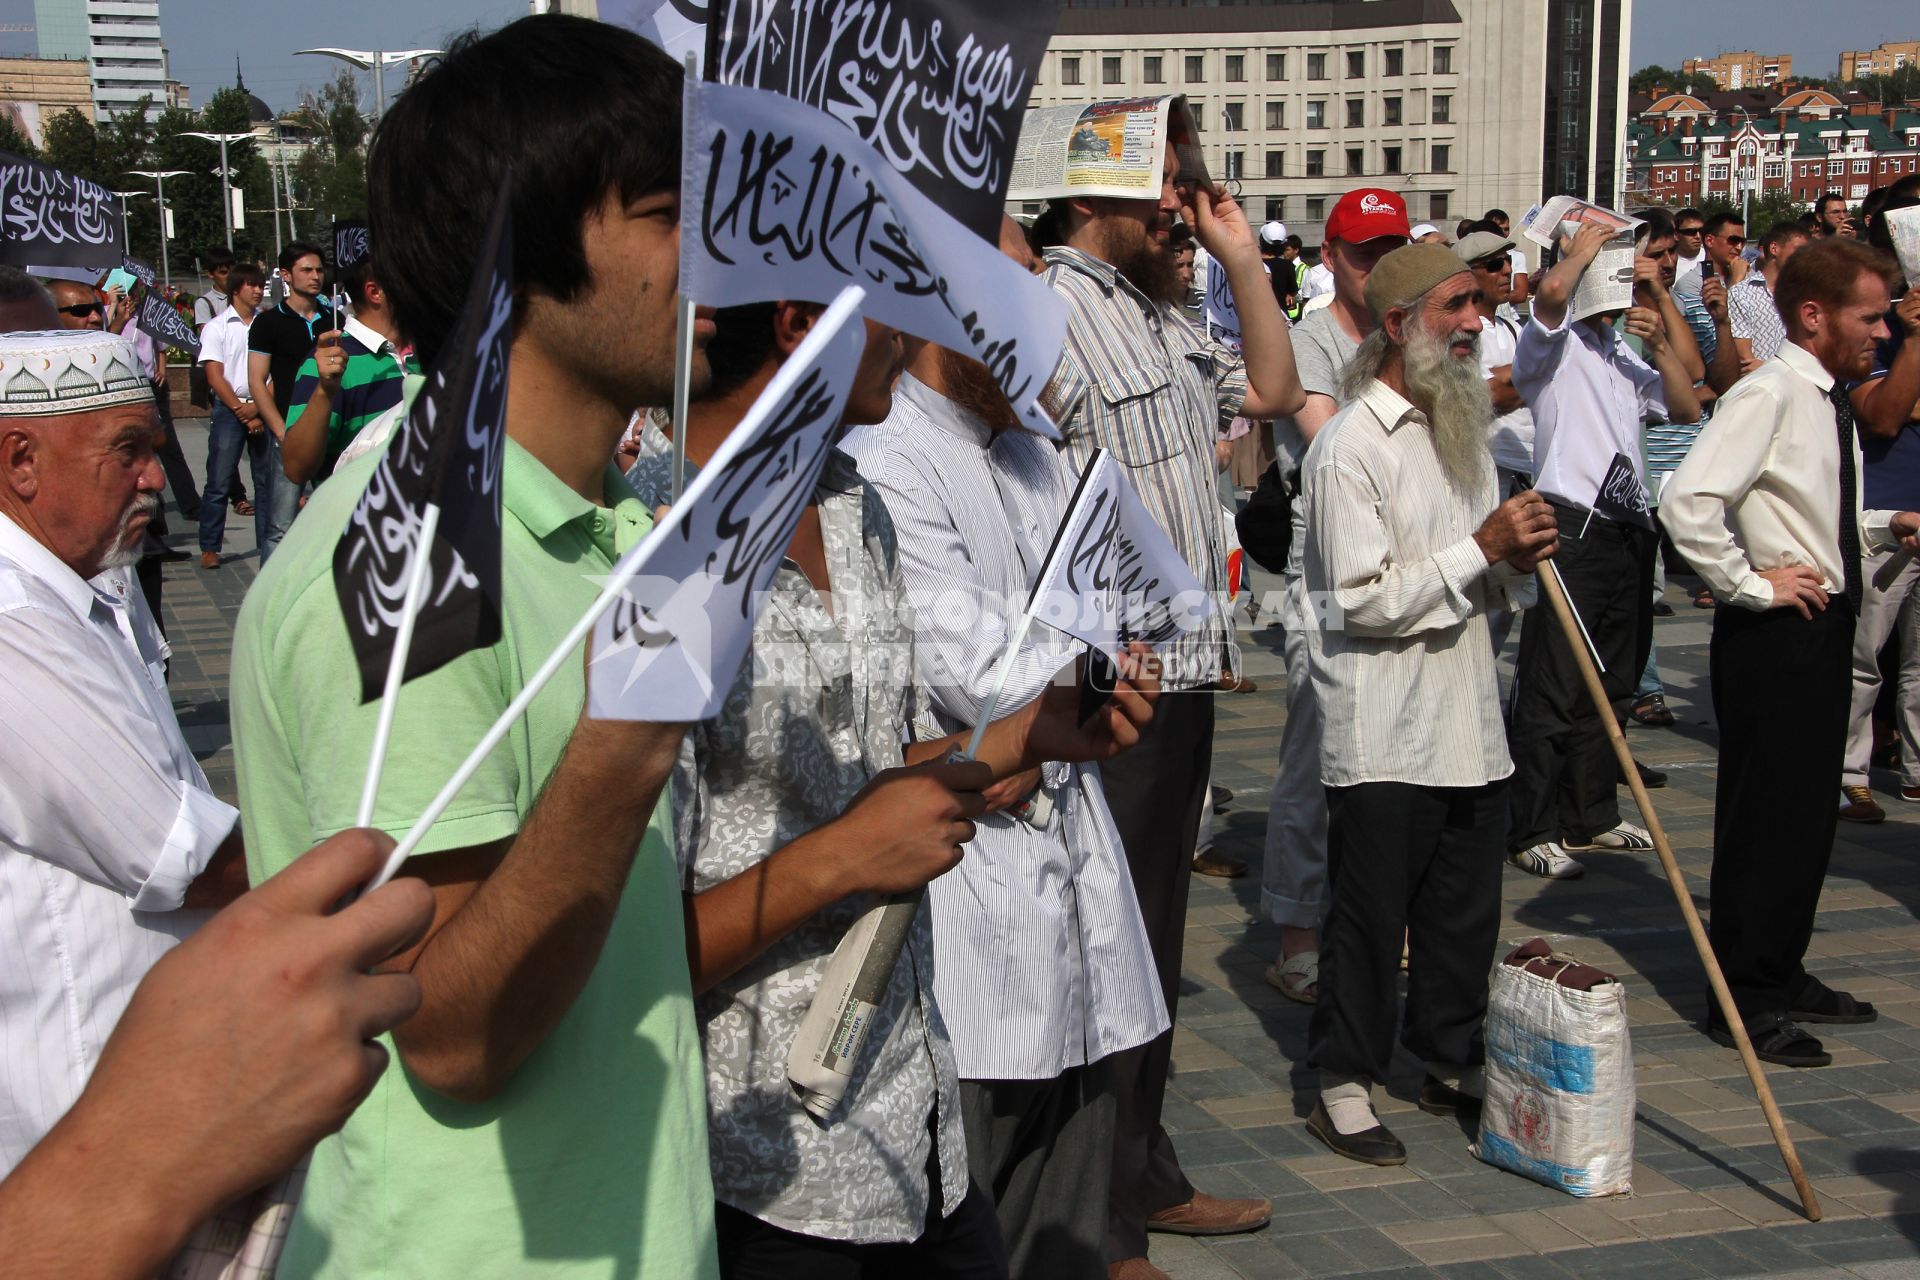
333, 177, 513, 702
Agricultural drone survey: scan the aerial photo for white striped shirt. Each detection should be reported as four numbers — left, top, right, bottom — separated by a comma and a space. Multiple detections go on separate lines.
844, 376, 1168, 1080
0, 513, 235, 1174
1301, 381, 1527, 789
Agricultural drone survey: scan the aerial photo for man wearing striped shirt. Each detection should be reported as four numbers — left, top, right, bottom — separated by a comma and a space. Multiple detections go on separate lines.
1034, 135, 1304, 1270
846, 239, 1168, 1271
280, 261, 415, 486
1298, 244, 1557, 1163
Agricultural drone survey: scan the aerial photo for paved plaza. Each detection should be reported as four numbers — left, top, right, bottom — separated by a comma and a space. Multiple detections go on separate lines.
156, 418, 1920, 1278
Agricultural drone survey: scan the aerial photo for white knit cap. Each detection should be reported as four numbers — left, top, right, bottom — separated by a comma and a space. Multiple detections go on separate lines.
0, 329, 150, 417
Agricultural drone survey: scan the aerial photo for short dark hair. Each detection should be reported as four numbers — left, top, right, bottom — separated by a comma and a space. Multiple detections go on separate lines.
339, 259, 376, 309
1674, 207, 1703, 226
1030, 202, 1070, 252
1455, 219, 1476, 239
704, 302, 780, 400
1797, 212, 1820, 232
279, 240, 323, 273
204, 249, 236, 272
228, 263, 267, 292
1775, 238, 1894, 334
0, 264, 49, 304
1634, 207, 1676, 247
1817, 192, 1847, 214
368, 14, 683, 367
1285, 234, 1303, 250
1703, 211, 1744, 238
1483, 208, 1510, 224
1758, 221, 1809, 258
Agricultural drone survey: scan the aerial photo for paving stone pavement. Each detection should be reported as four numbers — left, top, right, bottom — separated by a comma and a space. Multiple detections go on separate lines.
153, 419, 1920, 1278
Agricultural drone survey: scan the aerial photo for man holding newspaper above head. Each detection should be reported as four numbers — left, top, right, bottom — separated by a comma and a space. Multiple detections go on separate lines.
1015, 94, 1305, 1271
1504, 207, 1701, 883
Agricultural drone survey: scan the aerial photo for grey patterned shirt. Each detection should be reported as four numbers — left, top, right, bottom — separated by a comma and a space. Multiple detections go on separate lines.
1042, 245, 1247, 687
628, 449, 966, 1245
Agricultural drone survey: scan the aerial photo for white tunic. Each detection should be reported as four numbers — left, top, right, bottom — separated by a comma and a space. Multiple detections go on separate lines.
0, 513, 235, 1174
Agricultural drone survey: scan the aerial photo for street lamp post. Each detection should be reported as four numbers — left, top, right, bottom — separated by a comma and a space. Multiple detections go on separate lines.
127, 170, 190, 290
108, 189, 148, 258
295, 47, 441, 117
183, 131, 255, 253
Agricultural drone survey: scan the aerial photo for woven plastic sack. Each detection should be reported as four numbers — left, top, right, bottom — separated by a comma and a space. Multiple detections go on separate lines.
1472, 942, 1635, 1196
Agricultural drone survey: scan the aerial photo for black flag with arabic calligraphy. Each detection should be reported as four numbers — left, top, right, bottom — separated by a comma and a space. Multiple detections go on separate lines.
332, 176, 512, 703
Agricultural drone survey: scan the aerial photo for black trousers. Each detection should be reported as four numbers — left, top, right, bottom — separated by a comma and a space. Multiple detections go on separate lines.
1507, 504, 1656, 850
961, 1064, 1112, 1280
1708, 601, 1855, 1019
1309, 781, 1508, 1081
151, 380, 201, 521
1099, 690, 1214, 1262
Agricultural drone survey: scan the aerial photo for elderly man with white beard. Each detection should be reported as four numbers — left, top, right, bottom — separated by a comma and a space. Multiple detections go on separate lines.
1295, 245, 1559, 1165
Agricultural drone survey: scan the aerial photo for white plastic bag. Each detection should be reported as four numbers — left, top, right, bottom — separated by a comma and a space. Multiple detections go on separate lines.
1473, 944, 1635, 1196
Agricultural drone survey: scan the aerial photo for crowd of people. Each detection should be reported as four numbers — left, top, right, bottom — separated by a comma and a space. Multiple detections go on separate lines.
2, 12, 1920, 1280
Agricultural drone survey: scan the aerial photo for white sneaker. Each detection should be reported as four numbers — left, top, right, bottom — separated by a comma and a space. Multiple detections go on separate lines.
1567, 821, 1654, 852
1509, 842, 1586, 879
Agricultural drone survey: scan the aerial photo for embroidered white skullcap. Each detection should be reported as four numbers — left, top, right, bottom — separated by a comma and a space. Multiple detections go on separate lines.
0, 329, 151, 417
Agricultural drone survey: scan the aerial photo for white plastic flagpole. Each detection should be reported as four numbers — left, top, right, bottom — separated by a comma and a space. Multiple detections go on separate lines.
366, 287, 867, 891
355, 503, 442, 828
964, 608, 1041, 760
670, 50, 699, 502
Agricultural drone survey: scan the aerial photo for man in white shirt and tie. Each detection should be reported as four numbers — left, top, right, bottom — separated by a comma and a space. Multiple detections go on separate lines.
0, 328, 248, 1175
1297, 244, 1557, 1164
1664, 236, 1920, 1068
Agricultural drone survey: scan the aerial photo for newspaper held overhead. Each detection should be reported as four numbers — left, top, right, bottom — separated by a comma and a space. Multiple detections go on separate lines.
1521, 196, 1643, 326
1883, 205, 1920, 290
1007, 94, 1210, 203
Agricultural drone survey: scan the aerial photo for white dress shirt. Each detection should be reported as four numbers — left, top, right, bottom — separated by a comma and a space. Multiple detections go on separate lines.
1661, 341, 1901, 612
0, 513, 235, 1174
1478, 313, 1536, 475
1514, 311, 1667, 512
197, 307, 255, 402
844, 375, 1168, 1080
1304, 261, 1335, 300
1301, 381, 1528, 789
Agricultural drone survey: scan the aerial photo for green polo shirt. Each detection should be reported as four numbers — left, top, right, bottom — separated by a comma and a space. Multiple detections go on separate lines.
230, 439, 716, 1280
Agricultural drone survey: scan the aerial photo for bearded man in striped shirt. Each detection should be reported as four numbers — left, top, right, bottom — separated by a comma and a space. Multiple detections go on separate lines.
1297, 245, 1557, 1166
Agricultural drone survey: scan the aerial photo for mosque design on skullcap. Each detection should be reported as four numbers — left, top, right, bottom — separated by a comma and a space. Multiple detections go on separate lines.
0, 329, 155, 417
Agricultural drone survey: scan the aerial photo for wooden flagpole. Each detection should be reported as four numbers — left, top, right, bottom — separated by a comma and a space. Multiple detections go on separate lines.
1535, 559, 1820, 1221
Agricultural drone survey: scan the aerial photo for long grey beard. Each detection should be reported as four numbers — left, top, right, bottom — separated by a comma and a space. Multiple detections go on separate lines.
1404, 322, 1494, 488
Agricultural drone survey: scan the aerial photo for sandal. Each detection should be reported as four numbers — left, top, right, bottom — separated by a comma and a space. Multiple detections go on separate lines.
1692, 586, 1715, 609
233, 497, 255, 516
1707, 1012, 1831, 1067
1264, 952, 1319, 1005
1631, 693, 1675, 726
1790, 977, 1878, 1025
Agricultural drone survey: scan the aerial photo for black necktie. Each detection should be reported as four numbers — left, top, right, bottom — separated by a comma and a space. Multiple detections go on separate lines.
1830, 384, 1864, 613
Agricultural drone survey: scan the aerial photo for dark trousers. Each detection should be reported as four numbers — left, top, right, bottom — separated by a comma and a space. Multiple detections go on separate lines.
1309, 781, 1507, 1081
152, 381, 201, 521
713, 1181, 1006, 1280
1507, 504, 1656, 849
199, 403, 272, 552
1708, 601, 1855, 1020
1099, 690, 1214, 1262
961, 1065, 1112, 1280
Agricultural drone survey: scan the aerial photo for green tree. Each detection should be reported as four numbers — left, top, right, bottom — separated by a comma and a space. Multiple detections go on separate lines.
1630, 64, 1720, 98
0, 116, 39, 160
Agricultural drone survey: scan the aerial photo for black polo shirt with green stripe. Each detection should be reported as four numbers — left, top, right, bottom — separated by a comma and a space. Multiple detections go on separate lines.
285, 319, 418, 480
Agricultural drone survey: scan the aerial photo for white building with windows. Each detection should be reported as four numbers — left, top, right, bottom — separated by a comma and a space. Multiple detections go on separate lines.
1023, 0, 1633, 250
34, 0, 169, 121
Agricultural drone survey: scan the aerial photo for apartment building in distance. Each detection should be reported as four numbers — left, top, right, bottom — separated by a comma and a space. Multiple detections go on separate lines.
1024, 0, 1633, 250
0, 56, 94, 145
1680, 50, 1791, 92
1841, 40, 1920, 82
34, 0, 171, 120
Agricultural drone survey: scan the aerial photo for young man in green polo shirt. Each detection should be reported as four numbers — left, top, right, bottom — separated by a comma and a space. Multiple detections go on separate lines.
279, 259, 416, 486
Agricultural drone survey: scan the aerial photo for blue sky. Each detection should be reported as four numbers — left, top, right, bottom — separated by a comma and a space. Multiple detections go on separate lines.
0, 1, 1915, 112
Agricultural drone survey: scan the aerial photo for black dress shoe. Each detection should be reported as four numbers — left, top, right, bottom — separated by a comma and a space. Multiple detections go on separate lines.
1306, 1099, 1407, 1166
1211, 784, 1233, 807
1621, 758, 1667, 788
151, 545, 191, 563
1651, 600, 1674, 616
1705, 1010, 1831, 1067
1417, 1076, 1483, 1122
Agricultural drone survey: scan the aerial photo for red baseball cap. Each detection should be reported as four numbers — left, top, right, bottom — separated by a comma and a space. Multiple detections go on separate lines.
1325, 188, 1412, 246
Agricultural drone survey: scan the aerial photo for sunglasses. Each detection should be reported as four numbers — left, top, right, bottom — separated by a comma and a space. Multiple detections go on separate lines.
58, 302, 105, 318
1721, 236, 1747, 247
1677, 226, 1704, 236
1470, 255, 1509, 272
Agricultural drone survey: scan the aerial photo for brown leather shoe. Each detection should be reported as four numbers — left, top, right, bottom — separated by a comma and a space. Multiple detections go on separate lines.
1839, 785, 1886, 824
1191, 851, 1248, 879
199, 550, 220, 570
1108, 1260, 1170, 1280
1145, 1189, 1271, 1236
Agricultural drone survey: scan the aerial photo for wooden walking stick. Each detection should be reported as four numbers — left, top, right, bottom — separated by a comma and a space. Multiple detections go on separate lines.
1534, 559, 1821, 1222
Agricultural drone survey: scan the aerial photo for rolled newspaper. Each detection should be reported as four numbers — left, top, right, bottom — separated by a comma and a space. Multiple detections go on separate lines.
787, 890, 924, 1122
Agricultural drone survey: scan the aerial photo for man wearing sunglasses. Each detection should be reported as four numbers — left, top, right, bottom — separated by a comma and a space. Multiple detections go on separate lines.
46, 281, 105, 329
1673, 208, 1706, 279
